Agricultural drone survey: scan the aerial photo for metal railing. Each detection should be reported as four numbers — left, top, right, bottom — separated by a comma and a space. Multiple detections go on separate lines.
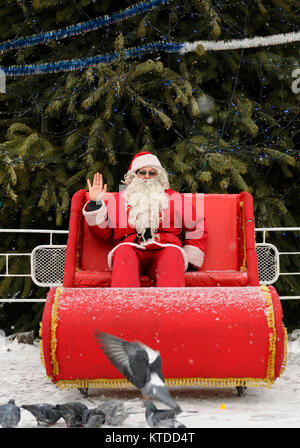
0, 227, 299, 302
255, 227, 300, 300
0, 229, 68, 302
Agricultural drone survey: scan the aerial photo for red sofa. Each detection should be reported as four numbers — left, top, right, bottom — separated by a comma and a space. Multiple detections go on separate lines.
40, 190, 287, 392
63, 190, 259, 288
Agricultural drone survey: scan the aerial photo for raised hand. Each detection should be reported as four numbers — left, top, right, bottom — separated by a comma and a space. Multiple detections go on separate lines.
87, 173, 107, 202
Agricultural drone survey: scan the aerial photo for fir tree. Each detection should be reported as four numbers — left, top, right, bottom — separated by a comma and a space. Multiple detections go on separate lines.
0, 0, 299, 332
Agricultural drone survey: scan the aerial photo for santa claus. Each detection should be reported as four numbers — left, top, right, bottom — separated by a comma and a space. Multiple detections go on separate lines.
83, 151, 207, 287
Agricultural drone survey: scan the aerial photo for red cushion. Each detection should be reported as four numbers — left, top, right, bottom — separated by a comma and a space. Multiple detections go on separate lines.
74, 271, 154, 287
74, 270, 248, 287
184, 271, 248, 287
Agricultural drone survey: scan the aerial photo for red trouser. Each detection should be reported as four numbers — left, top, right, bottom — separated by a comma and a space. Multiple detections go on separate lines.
111, 244, 185, 287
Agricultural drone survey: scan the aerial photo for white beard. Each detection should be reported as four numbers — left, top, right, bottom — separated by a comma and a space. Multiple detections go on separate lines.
124, 176, 169, 241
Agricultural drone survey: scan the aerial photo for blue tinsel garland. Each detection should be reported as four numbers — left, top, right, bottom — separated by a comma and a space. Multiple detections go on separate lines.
0, 0, 172, 53
2, 42, 184, 76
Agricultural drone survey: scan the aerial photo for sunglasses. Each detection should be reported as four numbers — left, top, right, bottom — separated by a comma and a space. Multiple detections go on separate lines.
137, 170, 158, 176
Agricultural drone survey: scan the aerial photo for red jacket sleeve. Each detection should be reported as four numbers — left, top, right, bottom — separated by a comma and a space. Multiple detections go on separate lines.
82, 200, 113, 241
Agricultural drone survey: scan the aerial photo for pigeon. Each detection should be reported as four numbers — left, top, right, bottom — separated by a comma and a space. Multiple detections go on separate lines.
144, 400, 186, 428
21, 403, 62, 426
82, 408, 106, 428
95, 331, 181, 411
84, 413, 106, 428
0, 399, 21, 428
55, 402, 88, 427
97, 400, 131, 426
82, 400, 131, 427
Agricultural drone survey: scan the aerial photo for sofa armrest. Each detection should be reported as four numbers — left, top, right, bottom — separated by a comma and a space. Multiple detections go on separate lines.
239, 191, 259, 286
63, 189, 87, 287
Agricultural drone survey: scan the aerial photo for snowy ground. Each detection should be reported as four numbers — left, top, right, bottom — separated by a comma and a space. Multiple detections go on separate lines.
0, 330, 299, 429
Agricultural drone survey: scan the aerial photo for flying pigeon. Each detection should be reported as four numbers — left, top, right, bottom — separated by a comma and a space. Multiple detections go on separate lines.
0, 399, 21, 428
21, 403, 62, 426
55, 402, 88, 427
144, 400, 186, 428
95, 331, 181, 411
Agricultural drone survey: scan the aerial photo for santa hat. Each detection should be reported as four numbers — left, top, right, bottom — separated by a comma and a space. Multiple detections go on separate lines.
127, 151, 162, 174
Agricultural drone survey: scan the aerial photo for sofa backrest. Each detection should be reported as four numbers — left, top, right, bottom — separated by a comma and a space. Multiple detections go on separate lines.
202, 194, 242, 271
77, 192, 244, 273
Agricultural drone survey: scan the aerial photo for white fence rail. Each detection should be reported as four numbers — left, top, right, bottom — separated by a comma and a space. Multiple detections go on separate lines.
0, 227, 299, 302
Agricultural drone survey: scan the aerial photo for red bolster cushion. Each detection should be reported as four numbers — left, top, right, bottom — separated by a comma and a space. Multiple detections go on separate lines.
41, 285, 287, 390
73, 270, 248, 287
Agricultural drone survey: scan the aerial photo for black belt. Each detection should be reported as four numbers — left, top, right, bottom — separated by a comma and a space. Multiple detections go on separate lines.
134, 228, 152, 244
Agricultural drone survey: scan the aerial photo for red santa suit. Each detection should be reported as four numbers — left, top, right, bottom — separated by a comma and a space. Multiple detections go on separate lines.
83, 152, 207, 287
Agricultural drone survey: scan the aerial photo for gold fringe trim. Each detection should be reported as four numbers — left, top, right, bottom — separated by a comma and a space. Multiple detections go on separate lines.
166, 377, 273, 388
54, 376, 274, 391
50, 286, 62, 377
280, 324, 288, 376
261, 285, 276, 381
39, 321, 45, 369
56, 378, 134, 390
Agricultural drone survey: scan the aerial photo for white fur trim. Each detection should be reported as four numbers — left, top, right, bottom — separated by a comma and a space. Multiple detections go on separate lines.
82, 201, 108, 226
129, 154, 162, 173
183, 245, 204, 269
108, 241, 188, 272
